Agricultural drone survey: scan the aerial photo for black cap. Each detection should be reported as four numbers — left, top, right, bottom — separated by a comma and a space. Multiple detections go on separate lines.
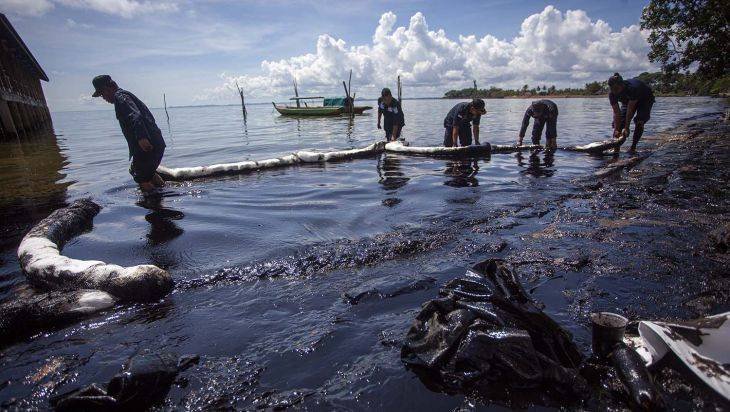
381, 87, 392, 97
471, 98, 486, 113
608, 73, 623, 87
92, 75, 113, 97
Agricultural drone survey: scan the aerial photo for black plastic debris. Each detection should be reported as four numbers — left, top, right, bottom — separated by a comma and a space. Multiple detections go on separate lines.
51, 351, 185, 411
401, 259, 587, 407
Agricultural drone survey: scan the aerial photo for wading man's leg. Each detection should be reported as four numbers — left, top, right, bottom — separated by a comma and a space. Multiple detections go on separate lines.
630, 101, 652, 151
531, 118, 545, 146
545, 116, 557, 150
132, 148, 165, 192
459, 125, 473, 147
631, 120, 645, 152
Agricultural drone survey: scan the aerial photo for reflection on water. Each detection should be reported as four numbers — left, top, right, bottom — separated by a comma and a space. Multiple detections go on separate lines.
0, 130, 69, 251
377, 153, 410, 207
136, 191, 185, 269
516, 149, 555, 178
377, 153, 410, 191
444, 159, 480, 187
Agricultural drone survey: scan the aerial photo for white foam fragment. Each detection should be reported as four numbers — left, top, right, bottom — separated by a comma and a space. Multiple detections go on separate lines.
70, 290, 117, 313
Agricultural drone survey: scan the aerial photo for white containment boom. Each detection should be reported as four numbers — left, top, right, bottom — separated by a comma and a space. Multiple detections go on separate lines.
156, 136, 628, 182
18, 199, 173, 302
158, 142, 386, 181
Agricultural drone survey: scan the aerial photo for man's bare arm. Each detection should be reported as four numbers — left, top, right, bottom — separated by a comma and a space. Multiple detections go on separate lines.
452, 127, 459, 147
473, 125, 480, 145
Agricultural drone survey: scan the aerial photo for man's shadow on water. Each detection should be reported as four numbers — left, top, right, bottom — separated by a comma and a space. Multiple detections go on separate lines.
136, 191, 184, 268
516, 149, 555, 178
444, 158, 480, 187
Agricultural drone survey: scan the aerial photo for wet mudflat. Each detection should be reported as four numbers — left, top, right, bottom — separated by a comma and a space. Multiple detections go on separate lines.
0, 98, 727, 410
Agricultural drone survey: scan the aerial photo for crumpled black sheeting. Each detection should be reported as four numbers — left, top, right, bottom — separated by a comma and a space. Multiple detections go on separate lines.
401, 259, 588, 406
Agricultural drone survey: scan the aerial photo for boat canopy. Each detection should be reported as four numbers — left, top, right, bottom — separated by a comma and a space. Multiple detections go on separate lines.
323, 97, 347, 107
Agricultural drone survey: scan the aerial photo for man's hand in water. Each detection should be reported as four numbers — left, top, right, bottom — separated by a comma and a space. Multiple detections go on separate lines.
621, 128, 630, 139
138, 138, 153, 152
518, 137, 523, 146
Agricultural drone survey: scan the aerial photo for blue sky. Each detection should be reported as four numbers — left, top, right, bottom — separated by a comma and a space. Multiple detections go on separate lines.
2, 0, 652, 111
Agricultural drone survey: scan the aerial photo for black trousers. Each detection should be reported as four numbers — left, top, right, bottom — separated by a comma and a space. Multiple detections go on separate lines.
384, 119, 402, 140
531, 116, 557, 145
615, 100, 653, 131
443, 125, 472, 147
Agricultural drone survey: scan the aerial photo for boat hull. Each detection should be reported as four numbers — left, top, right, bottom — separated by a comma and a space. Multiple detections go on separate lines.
341, 106, 372, 114
273, 104, 343, 116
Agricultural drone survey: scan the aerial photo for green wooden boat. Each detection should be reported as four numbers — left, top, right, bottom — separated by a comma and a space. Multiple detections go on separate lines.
272, 103, 343, 116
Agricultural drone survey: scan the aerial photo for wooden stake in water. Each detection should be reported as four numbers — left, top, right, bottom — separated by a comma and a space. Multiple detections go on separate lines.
348, 69, 353, 115
293, 79, 300, 108
397, 75, 402, 102
235, 81, 247, 123
163, 93, 173, 141
473, 80, 478, 98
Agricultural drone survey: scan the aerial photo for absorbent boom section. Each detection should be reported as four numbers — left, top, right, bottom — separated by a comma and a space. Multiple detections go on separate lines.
157, 142, 387, 181
157, 137, 629, 182
561, 135, 627, 154
385, 141, 494, 156
17, 199, 173, 302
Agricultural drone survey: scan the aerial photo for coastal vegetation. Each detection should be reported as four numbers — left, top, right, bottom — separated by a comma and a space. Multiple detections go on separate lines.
443, 71, 730, 99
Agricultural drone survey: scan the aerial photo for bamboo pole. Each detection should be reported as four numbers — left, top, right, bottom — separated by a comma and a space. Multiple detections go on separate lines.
397, 75, 402, 102
473, 80, 478, 98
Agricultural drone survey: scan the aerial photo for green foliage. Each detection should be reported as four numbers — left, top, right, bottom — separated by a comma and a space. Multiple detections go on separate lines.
443, 71, 721, 99
710, 76, 730, 95
584, 81, 607, 95
641, 0, 729, 79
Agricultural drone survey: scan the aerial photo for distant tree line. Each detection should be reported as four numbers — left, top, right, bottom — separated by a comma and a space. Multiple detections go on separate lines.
444, 71, 730, 99
443, 81, 608, 99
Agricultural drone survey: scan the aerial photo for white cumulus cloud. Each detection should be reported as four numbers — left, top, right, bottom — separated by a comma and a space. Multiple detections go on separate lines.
0, 0, 55, 17
199, 6, 654, 102
2, 0, 179, 18
55, 0, 178, 18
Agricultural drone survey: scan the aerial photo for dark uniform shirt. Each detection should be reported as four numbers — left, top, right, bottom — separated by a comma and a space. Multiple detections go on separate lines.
444, 102, 481, 129
377, 97, 405, 126
609, 78, 655, 106
114, 89, 165, 160
520, 99, 559, 138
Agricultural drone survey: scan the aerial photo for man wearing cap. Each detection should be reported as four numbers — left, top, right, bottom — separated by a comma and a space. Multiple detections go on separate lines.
91, 75, 166, 191
443, 99, 486, 147
377, 88, 405, 142
607, 72, 655, 152
518, 99, 559, 150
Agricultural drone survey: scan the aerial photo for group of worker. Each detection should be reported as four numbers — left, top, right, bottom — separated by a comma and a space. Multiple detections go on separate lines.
378, 72, 655, 152
92, 72, 655, 192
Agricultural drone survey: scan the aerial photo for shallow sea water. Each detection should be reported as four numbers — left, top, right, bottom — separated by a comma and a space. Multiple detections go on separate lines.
0, 97, 723, 409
